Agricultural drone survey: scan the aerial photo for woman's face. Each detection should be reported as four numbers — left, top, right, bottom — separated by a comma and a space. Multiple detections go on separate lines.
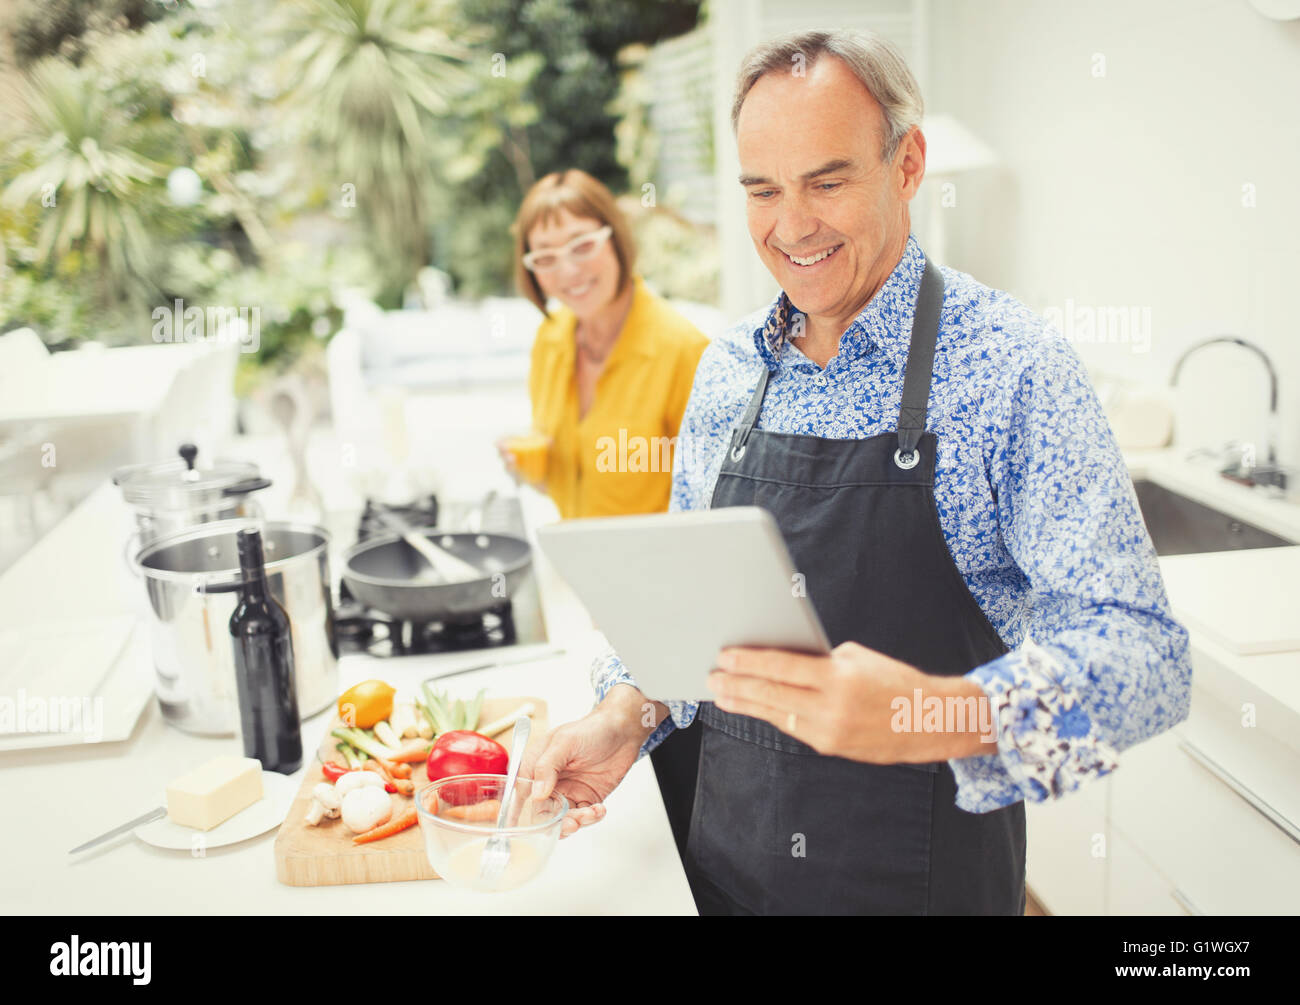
526, 209, 622, 320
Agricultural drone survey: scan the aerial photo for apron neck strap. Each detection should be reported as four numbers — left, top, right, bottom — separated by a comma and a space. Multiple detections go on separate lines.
737, 366, 771, 433
729, 365, 770, 459
896, 257, 943, 458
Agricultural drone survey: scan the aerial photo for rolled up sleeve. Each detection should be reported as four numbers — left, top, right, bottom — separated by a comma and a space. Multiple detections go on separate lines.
950, 336, 1193, 813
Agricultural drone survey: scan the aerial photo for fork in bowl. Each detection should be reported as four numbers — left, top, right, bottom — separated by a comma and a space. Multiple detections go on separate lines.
478, 716, 531, 884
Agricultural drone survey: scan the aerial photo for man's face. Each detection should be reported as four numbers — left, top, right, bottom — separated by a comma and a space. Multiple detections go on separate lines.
736, 56, 919, 322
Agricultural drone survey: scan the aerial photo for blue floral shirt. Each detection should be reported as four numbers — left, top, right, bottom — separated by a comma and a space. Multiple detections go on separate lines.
591, 233, 1193, 813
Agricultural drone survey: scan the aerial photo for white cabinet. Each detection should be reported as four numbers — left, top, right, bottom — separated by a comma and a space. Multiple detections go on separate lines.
1025, 777, 1109, 915
1107, 826, 1191, 916
1109, 728, 1300, 915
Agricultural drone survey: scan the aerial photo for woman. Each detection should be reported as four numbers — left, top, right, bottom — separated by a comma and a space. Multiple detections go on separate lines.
501, 170, 709, 520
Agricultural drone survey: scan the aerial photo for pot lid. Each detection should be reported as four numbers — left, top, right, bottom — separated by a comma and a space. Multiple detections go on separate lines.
134, 519, 329, 582
112, 444, 263, 508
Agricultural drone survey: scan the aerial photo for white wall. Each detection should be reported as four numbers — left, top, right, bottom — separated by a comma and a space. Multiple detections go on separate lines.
927, 0, 1300, 467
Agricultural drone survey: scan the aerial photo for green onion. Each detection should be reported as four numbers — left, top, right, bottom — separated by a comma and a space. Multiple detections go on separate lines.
374, 720, 402, 749
335, 742, 361, 770
331, 727, 400, 761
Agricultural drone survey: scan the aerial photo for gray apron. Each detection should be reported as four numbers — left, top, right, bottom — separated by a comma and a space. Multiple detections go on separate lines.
682, 258, 1027, 915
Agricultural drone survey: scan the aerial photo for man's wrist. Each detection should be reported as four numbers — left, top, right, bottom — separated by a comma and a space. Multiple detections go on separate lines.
598, 682, 667, 743
899, 673, 997, 762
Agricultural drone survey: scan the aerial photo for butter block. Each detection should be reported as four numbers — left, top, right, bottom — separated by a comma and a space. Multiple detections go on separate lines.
166, 756, 264, 831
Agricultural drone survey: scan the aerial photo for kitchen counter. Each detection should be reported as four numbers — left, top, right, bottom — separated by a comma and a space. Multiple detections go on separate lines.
0, 466, 696, 915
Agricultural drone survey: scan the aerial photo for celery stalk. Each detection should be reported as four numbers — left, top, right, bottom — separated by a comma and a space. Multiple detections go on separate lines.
414, 696, 437, 734
421, 684, 456, 735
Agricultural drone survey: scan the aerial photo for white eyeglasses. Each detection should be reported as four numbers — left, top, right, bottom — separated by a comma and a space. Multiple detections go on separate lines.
522, 225, 613, 272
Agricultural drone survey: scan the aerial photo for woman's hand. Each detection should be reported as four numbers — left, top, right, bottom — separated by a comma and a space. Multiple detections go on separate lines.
522, 685, 662, 837
495, 435, 548, 489
495, 436, 522, 482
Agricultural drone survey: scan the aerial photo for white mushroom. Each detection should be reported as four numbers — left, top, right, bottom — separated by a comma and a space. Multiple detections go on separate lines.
335, 771, 387, 797
314, 783, 341, 814
305, 782, 343, 825
341, 786, 393, 834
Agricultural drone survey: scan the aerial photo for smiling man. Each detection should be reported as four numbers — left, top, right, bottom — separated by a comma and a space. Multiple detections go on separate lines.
526, 28, 1193, 915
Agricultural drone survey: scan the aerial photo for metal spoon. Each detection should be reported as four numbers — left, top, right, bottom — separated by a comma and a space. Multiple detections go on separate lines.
370, 502, 482, 583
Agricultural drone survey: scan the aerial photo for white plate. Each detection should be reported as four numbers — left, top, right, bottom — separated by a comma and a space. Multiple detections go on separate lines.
135, 771, 298, 851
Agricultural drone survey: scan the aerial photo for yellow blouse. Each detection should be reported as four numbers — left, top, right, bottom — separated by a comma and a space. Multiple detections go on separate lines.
529, 276, 710, 519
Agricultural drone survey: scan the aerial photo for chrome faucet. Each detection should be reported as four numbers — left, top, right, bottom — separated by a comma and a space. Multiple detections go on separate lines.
1170, 336, 1286, 490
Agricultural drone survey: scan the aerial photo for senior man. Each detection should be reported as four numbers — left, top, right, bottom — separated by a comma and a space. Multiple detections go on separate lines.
525, 28, 1192, 915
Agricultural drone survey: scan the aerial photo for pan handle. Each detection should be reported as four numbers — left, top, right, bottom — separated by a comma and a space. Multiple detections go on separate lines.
222, 477, 272, 496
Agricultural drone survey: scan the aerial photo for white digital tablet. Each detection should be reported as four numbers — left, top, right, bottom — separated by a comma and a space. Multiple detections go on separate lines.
536, 506, 830, 702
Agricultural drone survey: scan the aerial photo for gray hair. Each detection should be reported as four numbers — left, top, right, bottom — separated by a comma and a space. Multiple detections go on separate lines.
731, 28, 924, 162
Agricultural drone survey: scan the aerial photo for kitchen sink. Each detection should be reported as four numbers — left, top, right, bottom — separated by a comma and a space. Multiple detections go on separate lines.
1132, 479, 1294, 556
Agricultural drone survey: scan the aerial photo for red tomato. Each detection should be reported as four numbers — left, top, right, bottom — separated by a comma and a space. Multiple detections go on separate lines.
425, 730, 509, 785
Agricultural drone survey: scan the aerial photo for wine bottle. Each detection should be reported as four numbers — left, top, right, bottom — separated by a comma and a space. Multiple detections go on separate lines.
229, 526, 303, 774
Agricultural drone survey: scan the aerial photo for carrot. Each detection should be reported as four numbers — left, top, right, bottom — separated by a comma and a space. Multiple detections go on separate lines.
352, 806, 418, 844
392, 778, 415, 796
364, 758, 396, 784
390, 762, 413, 779
442, 798, 501, 823
391, 743, 432, 764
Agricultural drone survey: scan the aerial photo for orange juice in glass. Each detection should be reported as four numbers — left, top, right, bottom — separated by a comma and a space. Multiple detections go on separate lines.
503, 431, 550, 485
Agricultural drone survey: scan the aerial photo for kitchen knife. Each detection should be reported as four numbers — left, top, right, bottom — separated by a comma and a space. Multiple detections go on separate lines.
69, 807, 166, 854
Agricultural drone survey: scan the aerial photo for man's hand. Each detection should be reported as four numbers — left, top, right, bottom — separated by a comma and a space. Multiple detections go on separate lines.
707, 641, 994, 763
522, 684, 665, 837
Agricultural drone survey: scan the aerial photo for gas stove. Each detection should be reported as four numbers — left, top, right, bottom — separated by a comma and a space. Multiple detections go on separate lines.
333, 495, 548, 659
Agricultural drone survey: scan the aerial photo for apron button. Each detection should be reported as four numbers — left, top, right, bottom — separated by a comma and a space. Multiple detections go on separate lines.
894, 447, 920, 470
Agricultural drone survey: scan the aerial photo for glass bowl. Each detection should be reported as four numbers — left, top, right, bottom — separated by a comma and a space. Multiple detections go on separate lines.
415, 774, 567, 892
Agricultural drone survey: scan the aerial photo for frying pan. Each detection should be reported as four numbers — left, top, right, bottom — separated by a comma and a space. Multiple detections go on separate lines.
342, 528, 532, 621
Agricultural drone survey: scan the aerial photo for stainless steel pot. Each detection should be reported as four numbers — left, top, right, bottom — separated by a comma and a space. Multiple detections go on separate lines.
134, 519, 338, 736
113, 444, 272, 547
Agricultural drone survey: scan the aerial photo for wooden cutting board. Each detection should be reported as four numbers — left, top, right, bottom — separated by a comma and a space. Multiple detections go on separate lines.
274, 696, 549, 886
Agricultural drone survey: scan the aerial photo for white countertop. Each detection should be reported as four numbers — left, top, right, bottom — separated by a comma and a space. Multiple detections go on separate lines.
5, 433, 1298, 915
1127, 448, 1300, 720
0, 467, 695, 915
